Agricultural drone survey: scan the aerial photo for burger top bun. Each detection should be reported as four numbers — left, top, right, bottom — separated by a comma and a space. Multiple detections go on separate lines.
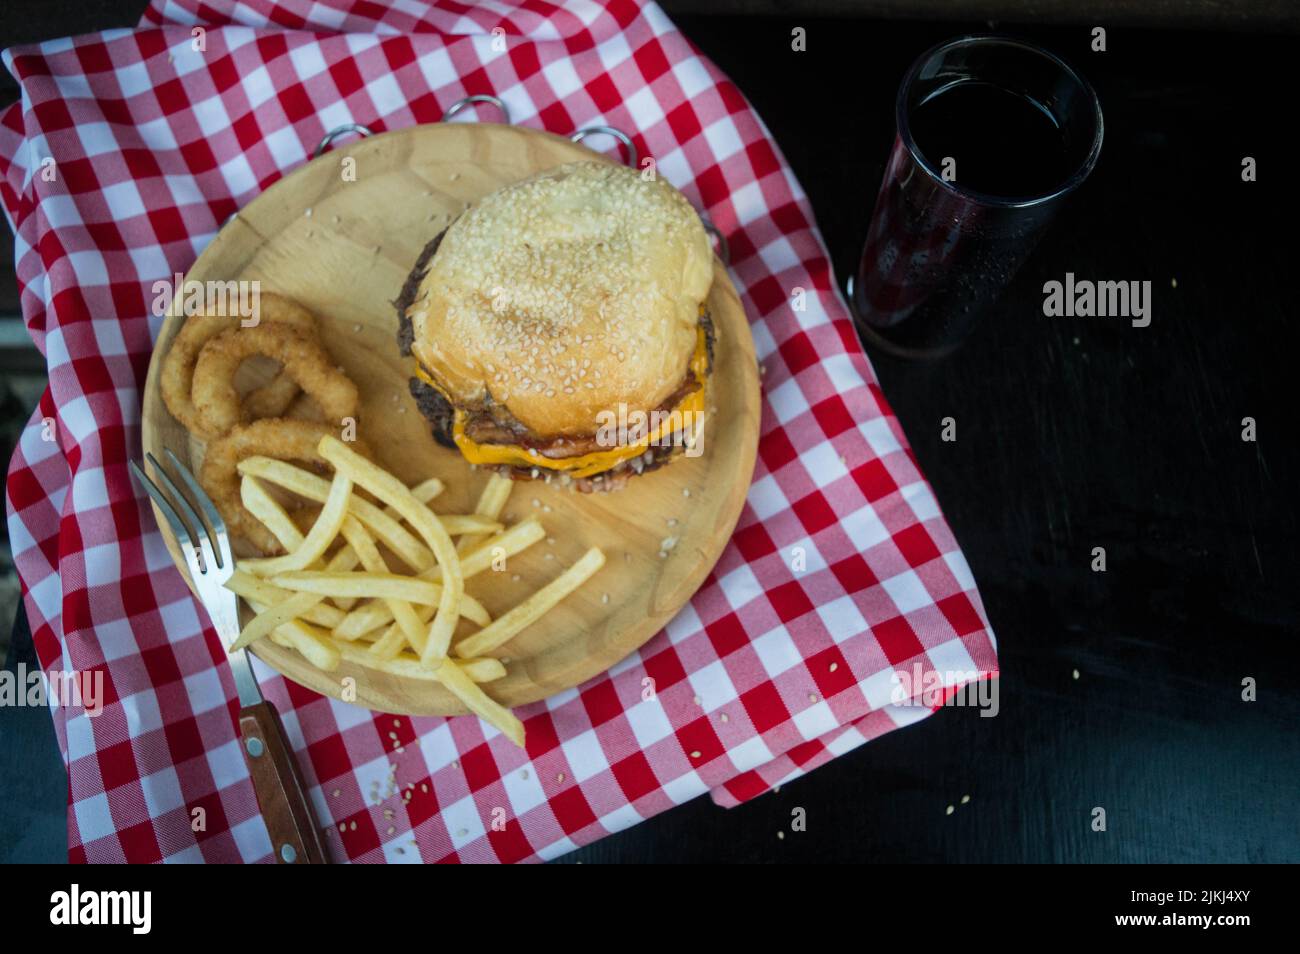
405, 160, 714, 438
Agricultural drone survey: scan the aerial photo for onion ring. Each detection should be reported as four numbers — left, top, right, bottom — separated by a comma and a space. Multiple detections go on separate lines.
160, 293, 318, 438
199, 418, 370, 554
191, 323, 358, 436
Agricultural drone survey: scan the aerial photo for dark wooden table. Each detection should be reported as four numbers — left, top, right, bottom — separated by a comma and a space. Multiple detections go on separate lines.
2, 8, 1297, 864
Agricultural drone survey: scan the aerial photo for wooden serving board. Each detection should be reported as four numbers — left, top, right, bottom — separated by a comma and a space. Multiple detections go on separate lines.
140, 122, 760, 715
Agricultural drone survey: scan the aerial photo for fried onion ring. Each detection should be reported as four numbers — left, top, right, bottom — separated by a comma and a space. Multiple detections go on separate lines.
191, 323, 358, 436
160, 293, 318, 438
199, 419, 370, 554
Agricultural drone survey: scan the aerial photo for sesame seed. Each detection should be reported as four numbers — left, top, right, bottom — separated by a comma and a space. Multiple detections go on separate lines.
720, 713, 729, 723
387, 826, 396, 835
961, 794, 971, 804
829, 662, 838, 673
946, 805, 955, 815
349, 821, 357, 831
557, 772, 565, 783
777, 831, 785, 840
689, 751, 701, 759
601, 593, 609, 604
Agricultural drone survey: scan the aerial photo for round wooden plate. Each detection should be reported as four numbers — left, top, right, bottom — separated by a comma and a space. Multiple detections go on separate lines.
140, 122, 760, 715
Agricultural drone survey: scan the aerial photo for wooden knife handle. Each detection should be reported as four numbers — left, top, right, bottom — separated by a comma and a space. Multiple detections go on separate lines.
238, 701, 329, 864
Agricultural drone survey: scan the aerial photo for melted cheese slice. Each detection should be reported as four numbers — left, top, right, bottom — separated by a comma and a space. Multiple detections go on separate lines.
416, 328, 709, 479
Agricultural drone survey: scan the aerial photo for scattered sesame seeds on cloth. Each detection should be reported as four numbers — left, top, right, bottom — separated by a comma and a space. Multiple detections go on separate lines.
1, 0, 997, 863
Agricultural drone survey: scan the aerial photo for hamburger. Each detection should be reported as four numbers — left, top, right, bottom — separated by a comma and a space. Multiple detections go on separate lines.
395, 160, 715, 491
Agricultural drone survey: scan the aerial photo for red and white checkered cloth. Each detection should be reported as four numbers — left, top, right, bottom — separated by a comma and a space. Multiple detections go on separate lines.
1, 0, 997, 863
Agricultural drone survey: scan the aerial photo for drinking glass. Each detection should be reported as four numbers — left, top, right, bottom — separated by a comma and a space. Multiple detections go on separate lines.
849, 35, 1104, 358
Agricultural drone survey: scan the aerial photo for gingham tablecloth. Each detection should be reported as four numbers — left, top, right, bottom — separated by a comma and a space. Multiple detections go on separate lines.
1, 0, 997, 863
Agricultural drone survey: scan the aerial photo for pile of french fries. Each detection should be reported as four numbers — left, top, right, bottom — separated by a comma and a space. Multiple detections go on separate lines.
223, 435, 606, 747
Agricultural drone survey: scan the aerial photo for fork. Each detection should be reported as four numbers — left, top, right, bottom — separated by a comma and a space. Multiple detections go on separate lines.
131, 449, 329, 864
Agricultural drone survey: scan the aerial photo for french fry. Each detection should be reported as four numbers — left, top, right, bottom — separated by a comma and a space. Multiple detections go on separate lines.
367, 622, 408, 661
318, 436, 464, 665
331, 641, 505, 683
425, 516, 546, 582
330, 583, 490, 632
338, 516, 425, 653
435, 658, 524, 747
323, 478, 443, 610
440, 515, 505, 536
233, 590, 330, 651
271, 570, 448, 604
457, 473, 513, 553
239, 476, 303, 552
239, 472, 353, 576
321, 540, 361, 610
406, 477, 446, 505
267, 621, 341, 671
248, 599, 341, 671
333, 599, 404, 640
237, 456, 432, 570
456, 658, 507, 683
455, 547, 605, 658
224, 570, 344, 628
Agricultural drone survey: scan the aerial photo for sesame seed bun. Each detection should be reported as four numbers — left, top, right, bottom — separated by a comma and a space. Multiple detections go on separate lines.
401, 160, 713, 440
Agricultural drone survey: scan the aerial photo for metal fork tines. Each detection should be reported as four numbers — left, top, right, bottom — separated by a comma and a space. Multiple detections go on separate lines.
129, 450, 255, 705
